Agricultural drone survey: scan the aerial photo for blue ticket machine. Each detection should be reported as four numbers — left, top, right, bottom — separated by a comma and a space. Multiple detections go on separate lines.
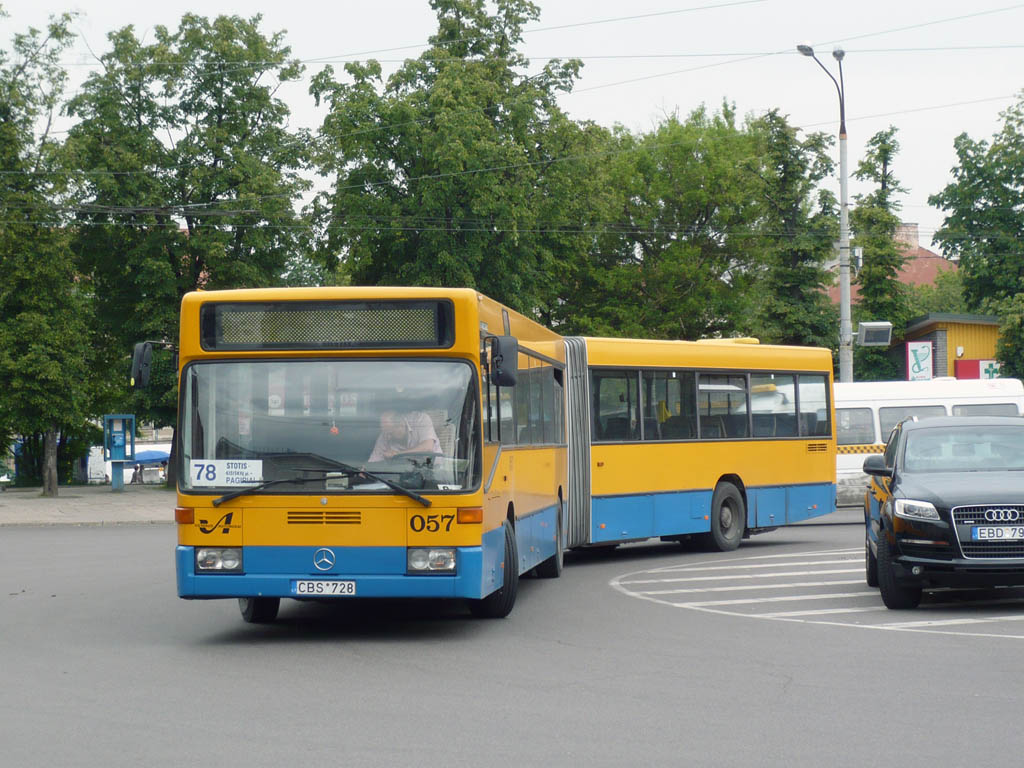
104, 414, 136, 491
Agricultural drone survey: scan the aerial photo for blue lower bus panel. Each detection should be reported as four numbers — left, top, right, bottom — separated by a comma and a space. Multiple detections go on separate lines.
590, 483, 835, 543
176, 526, 508, 601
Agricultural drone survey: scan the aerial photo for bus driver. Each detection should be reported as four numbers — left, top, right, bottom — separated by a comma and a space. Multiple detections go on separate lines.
368, 410, 442, 462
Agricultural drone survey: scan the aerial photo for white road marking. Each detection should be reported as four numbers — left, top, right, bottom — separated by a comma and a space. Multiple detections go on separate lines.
629, 568, 861, 591
758, 606, 891, 618
637, 578, 864, 596
646, 548, 861, 573
883, 614, 1024, 629
612, 546, 1024, 640
620, 559, 860, 583
678, 591, 876, 608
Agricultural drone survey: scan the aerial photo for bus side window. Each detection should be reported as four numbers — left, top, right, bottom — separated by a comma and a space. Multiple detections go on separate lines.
593, 369, 639, 442
697, 374, 747, 438
796, 374, 830, 437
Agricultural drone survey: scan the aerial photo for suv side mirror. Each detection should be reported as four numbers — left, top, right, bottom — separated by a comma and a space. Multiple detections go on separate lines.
862, 453, 892, 477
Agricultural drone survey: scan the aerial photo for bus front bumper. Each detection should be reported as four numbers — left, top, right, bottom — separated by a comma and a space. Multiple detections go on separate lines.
176, 541, 501, 601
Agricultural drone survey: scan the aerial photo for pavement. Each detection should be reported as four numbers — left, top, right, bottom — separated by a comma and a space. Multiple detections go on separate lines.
0, 482, 864, 527
0, 484, 175, 526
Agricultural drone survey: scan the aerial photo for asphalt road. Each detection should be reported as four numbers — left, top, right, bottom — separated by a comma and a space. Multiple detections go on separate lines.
4, 516, 1024, 767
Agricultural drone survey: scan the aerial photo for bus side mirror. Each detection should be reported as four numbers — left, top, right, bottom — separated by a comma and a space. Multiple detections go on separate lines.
131, 342, 153, 389
487, 335, 518, 387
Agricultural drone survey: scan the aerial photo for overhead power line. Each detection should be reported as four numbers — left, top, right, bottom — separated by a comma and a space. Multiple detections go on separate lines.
1, 88, 1016, 206
569, 3, 1024, 97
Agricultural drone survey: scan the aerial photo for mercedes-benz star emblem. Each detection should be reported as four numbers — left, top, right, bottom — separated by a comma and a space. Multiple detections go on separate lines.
313, 548, 336, 571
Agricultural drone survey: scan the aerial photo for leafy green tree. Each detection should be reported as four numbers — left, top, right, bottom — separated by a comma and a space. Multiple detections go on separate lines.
0, 10, 99, 495
904, 267, 966, 316
309, 0, 598, 317
993, 293, 1024, 380
930, 96, 1024, 312
930, 95, 1024, 376
65, 14, 312, 483
850, 126, 908, 380
744, 110, 838, 349
565, 105, 764, 339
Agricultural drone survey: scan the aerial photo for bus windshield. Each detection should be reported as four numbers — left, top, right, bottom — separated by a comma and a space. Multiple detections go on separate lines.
180, 359, 480, 493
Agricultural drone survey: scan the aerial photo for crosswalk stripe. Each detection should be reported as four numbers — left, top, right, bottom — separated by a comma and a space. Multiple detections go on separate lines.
882, 613, 1024, 629
758, 606, 889, 618
624, 568, 862, 589
678, 591, 876, 608
621, 559, 860, 583
636, 579, 864, 596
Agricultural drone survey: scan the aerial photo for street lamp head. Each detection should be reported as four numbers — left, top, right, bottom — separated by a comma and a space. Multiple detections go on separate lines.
832, 47, 845, 62
797, 43, 814, 57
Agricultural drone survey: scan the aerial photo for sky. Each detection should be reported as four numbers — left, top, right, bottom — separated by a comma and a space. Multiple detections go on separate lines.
3, 0, 1023, 253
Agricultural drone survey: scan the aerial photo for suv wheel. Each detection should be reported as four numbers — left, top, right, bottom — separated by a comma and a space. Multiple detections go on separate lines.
865, 536, 879, 588
877, 533, 922, 609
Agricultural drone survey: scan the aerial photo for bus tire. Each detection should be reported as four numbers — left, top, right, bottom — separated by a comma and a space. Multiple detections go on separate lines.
706, 482, 744, 552
239, 596, 280, 624
535, 503, 563, 579
469, 521, 519, 618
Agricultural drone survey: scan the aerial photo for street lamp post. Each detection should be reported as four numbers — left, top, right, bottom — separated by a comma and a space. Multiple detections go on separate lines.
798, 43, 852, 383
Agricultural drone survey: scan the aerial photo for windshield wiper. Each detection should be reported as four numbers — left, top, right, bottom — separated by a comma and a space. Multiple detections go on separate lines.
308, 456, 432, 508
211, 457, 431, 508
212, 473, 329, 507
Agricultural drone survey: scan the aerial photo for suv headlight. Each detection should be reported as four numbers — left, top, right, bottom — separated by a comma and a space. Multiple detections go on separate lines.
894, 499, 939, 521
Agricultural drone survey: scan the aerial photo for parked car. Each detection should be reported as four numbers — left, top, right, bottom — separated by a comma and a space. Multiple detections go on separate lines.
864, 415, 1024, 609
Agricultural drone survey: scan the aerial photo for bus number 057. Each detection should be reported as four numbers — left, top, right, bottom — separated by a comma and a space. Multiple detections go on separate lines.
410, 514, 455, 533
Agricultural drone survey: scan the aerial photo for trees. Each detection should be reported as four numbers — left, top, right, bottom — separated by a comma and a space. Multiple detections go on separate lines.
562, 106, 766, 339
745, 110, 838, 348
309, 0, 597, 317
65, 14, 312, 483
905, 268, 966, 316
0, 11, 99, 495
930, 96, 1024, 376
850, 127, 908, 380
561, 107, 840, 345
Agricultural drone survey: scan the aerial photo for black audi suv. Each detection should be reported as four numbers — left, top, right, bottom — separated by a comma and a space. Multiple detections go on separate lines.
864, 415, 1024, 609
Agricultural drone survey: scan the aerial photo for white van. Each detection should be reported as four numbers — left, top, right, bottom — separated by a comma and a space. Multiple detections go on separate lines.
835, 377, 1024, 505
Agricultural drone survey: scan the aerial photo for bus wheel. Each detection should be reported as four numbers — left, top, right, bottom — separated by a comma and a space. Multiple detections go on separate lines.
535, 504, 563, 579
707, 482, 744, 552
469, 522, 519, 618
239, 597, 280, 624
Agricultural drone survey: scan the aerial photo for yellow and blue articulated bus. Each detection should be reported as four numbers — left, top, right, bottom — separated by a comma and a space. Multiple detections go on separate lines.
140, 289, 837, 623
562, 337, 836, 551
161, 287, 567, 622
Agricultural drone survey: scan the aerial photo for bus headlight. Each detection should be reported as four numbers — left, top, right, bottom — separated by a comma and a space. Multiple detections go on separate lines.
407, 548, 457, 573
196, 547, 243, 572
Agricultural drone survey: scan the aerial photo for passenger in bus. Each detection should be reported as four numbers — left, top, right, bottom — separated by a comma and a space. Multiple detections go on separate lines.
368, 410, 443, 462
